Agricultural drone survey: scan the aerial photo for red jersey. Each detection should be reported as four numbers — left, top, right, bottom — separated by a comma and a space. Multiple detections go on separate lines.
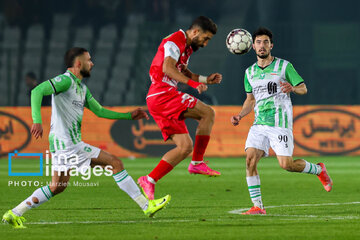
147, 29, 193, 98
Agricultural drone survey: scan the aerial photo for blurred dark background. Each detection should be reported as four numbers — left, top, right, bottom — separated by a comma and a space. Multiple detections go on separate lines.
0, 0, 359, 106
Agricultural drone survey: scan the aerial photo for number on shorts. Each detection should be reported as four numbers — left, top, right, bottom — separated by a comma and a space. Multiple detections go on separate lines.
278, 135, 288, 148
181, 93, 195, 104
278, 135, 288, 143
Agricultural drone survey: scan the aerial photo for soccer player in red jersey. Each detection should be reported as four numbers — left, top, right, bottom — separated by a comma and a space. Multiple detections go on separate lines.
138, 16, 222, 200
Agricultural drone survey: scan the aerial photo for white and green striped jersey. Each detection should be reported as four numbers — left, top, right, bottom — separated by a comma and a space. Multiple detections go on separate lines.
244, 57, 304, 129
48, 70, 92, 152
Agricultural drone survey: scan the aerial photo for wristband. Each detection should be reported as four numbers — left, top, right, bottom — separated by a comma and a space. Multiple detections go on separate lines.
187, 79, 201, 89
199, 75, 207, 83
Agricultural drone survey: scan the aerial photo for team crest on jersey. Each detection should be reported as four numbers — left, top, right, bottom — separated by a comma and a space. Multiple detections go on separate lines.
54, 76, 62, 82
260, 73, 265, 79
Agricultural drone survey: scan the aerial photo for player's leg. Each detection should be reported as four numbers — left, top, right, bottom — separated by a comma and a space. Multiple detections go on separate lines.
2, 171, 70, 228
269, 126, 333, 192
138, 133, 193, 200
277, 156, 333, 192
91, 150, 170, 217
183, 100, 220, 176
242, 147, 267, 215
241, 125, 269, 215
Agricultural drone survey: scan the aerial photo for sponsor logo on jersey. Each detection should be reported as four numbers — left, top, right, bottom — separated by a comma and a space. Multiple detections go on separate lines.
267, 82, 277, 94
293, 108, 360, 155
0, 111, 31, 157
72, 100, 84, 109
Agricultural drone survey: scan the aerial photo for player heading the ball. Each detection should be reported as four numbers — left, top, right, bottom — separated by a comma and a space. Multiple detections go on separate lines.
138, 16, 222, 201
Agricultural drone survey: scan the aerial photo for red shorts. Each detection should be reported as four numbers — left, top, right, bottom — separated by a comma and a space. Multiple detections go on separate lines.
146, 88, 198, 141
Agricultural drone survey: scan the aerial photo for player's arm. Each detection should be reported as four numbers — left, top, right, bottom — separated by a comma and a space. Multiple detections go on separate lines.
85, 88, 149, 120
162, 41, 207, 94
280, 63, 307, 95
180, 65, 222, 85
231, 93, 255, 126
30, 76, 71, 139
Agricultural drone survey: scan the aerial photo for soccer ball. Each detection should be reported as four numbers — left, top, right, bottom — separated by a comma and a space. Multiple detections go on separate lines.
226, 29, 252, 55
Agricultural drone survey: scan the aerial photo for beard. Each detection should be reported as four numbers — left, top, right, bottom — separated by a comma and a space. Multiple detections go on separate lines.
257, 51, 270, 59
191, 37, 203, 52
80, 68, 91, 78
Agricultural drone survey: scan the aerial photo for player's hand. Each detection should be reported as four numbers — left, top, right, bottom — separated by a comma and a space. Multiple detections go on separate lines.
196, 83, 208, 94
130, 108, 150, 120
230, 115, 242, 126
207, 73, 222, 85
31, 123, 43, 139
280, 81, 294, 93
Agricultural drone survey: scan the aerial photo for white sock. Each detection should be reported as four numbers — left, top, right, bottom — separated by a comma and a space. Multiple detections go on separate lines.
113, 170, 148, 210
191, 161, 202, 165
302, 161, 322, 175
12, 186, 53, 216
246, 175, 264, 209
147, 176, 156, 184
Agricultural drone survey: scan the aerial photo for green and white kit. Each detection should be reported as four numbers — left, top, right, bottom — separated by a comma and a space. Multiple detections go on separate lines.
244, 57, 304, 156
31, 70, 132, 171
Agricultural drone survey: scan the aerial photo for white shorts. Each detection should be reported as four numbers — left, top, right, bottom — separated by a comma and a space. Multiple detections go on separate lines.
245, 125, 294, 157
52, 141, 101, 173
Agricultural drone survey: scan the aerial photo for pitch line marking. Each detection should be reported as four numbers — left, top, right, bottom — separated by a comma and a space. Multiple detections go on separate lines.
229, 201, 360, 219
14, 202, 360, 226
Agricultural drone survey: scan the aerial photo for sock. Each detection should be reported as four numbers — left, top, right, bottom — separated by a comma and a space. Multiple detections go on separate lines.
246, 175, 264, 209
147, 176, 156, 184
12, 186, 53, 216
148, 160, 173, 182
302, 161, 322, 175
190, 161, 202, 165
113, 170, 148, 210
191, 135, 210, 165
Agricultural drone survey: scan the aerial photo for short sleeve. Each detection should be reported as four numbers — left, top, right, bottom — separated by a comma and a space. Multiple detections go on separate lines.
49, 75, 72, 94
164, 41, 181, 61
244, 69, 252, 93
285, 63, 304, 86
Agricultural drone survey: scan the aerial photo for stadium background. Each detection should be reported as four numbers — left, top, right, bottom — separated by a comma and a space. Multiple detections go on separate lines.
0, 0, 359, 157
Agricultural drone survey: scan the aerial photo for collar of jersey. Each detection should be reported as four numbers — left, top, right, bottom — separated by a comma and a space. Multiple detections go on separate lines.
256, 57, 276, 70
67, 70, 82, 84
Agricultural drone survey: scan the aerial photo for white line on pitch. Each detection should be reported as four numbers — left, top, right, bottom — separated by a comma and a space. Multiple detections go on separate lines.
26, 219, 194, 225
229, 201, 360, 219
26, 218, 257, 225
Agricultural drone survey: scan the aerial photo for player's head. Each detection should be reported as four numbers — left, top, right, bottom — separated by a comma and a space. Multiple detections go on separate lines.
64, 47, 94, 78
188, 16, 217, 51
252, 27, 273, 59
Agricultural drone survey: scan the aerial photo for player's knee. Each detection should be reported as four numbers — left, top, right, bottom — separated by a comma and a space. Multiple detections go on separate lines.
246, 152, 256, 169
204, 106, 215, 123
246, 157, 257, 170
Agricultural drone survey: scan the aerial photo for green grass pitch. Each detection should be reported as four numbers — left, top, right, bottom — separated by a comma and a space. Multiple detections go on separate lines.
1, 156, 359, 240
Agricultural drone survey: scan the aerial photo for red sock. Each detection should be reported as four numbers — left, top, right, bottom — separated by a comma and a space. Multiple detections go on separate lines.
192, 135, 210, 161
148, 160, 174, 182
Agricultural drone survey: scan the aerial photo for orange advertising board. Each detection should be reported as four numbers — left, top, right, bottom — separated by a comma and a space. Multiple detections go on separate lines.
1, 106, 359, 157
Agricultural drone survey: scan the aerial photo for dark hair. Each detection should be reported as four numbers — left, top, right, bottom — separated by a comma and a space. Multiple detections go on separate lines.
189, 16, 217, 35
64, 47, 88, 68
252, 27, 273, 43
26, 71, 36, 79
